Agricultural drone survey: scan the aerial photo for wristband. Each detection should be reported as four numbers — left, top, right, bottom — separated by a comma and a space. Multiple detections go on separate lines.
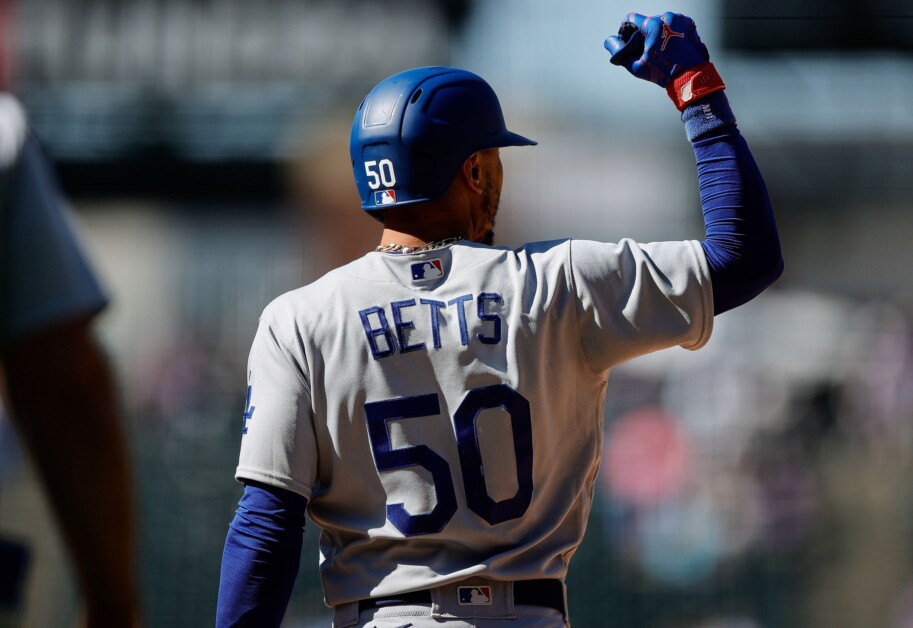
682, 91, 736, 142
666, 62, 726, 111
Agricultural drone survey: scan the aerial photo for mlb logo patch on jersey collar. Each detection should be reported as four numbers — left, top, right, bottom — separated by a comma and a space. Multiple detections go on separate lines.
411, 258, 444, 282
458, 586, 492, 606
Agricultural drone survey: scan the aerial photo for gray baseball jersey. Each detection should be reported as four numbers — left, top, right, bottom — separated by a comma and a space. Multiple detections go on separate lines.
0, 94, 108, 346
236, 238, 712, 606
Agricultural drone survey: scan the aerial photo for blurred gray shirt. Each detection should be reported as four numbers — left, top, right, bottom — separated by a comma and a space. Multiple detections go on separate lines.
0, 94, 107, 347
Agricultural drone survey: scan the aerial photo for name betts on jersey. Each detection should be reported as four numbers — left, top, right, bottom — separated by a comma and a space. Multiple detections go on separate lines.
359, 291, 504, 359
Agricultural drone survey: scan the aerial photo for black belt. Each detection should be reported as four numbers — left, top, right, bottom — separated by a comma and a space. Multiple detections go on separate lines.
358, 578, 565, 614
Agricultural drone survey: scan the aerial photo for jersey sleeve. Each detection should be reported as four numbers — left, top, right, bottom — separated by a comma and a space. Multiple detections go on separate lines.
0, 132, 108, 346
569, 238, 713, 375
235, 300, 318, 500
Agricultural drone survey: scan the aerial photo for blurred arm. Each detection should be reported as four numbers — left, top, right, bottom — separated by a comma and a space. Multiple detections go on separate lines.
217, 481, 307, 628
0, 317, 139, 627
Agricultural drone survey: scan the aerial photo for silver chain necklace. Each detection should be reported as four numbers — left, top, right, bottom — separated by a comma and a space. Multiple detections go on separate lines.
375, 236, 463, 254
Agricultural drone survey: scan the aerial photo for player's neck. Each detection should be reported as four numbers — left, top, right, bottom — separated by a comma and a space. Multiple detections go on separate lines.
377, 227, 466, 249
377, 192, 475, 248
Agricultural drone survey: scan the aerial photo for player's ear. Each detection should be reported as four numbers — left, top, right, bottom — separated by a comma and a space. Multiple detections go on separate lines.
459, 152, 485, 194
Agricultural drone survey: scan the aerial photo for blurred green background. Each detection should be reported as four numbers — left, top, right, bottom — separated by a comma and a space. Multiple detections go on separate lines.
2, 1, 913, 626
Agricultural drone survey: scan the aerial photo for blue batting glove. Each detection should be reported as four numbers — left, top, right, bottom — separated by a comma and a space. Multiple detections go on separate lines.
605, 12, 709, 88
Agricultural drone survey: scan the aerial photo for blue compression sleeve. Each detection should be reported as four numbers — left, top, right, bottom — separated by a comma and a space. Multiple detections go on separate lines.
216, 481, 307, 628
683, 92, 784, 315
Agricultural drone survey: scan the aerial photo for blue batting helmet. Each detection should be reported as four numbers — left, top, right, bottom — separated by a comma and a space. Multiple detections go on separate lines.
350, 66, 536, 216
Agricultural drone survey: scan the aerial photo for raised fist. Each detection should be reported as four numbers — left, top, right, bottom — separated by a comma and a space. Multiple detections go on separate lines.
605, 12, 709, 88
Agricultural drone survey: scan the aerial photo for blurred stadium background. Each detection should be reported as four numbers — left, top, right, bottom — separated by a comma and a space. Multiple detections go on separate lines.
1, 0, 913, 626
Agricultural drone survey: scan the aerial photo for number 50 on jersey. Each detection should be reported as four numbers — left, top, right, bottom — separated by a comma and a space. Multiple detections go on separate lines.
365, 384, 533, 537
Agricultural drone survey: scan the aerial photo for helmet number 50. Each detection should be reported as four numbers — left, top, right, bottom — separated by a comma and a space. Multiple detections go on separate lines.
365, 159, 397, 189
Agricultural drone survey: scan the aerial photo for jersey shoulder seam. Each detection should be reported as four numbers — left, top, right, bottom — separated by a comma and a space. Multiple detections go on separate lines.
565, 239, 604, 382
260, 298, 313, 397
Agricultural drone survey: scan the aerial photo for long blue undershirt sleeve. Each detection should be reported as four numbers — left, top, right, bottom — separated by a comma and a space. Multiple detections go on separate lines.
216, 481, 308, 628
683, 92, 784, 315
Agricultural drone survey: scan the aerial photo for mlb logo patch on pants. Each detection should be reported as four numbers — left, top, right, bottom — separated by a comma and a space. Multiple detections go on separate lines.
458, 586, 492, 605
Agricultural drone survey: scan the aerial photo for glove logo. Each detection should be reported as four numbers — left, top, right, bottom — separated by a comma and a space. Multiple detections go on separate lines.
660, 16, 685, 51
680, 79, 694, 103
457, 586, 492, 606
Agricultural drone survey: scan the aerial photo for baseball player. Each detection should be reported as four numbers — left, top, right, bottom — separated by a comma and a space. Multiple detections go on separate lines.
217, 11, 782, 628
0, 94, 139, 627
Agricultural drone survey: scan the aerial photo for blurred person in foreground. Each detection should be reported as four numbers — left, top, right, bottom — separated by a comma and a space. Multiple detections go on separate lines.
0, 94, 139, 627
217, 11, 783, 628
